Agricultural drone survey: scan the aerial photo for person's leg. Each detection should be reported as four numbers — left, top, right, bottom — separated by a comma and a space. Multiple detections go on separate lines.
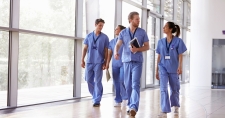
129, 62, 142, 114
85, 63, 95, 97
159, 66, 171, 113
123, 63, 132, 110
119, 66, 128, 100
112, 66, 122, 103
92, 63, 103, 105
169, 73, 180, 107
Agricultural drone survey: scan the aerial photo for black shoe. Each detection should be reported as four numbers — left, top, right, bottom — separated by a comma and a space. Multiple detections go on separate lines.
127, 110, 130, 115
93, 103, 100, 107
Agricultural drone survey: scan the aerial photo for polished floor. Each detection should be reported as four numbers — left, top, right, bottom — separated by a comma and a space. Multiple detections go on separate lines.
0, 83, 225, 118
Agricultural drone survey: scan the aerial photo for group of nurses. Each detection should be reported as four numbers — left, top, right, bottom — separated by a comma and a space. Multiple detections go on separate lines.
81, 18, 109, 107
156, 21, 187, 117
105, 25, 128, 107
114, 11, 150, 117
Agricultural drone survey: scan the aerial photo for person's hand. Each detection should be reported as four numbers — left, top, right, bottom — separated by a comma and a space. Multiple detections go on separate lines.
130, 45, 138, 53
156, 71, 160, 80
105, 64, 109, 70
177, 66, 182, 75
81, 60, 85, 68
114, 53, 119, 60
102, 63, 106, 70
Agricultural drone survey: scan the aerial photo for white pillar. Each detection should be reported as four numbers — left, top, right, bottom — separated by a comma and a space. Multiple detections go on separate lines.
190, 0, 225, 88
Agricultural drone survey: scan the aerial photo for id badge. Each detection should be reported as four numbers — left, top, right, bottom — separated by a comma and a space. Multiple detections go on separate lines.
165, 55, 170, 60
92, 45, 97, 50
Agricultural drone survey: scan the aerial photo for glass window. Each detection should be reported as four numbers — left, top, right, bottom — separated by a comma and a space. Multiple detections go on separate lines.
20, 0, 76, 36
146, 17, 155, 85
187, 2, 191, 27
18, 33, 74, 105
146, 17, 160, 86
177, 0, 183, 25
122, 2, 142, 27
0, 0, 10, 27
0, 31, 9, 108
147, 0, 160, 13
164, 0, 174, 20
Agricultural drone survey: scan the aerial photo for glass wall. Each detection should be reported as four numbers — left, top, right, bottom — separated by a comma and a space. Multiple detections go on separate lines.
177, 0, 183, 25
164, 0, 174, 20
122, 1, 142, 27
0, 31, 9, 108
0, 0, 9, 27
147, 0, 160, 13
20, 0, 76, 36
18, 33, 74, 105
146, 17, 160, 86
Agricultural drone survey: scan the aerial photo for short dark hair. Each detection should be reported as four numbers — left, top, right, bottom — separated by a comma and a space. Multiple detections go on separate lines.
95, 18, 105, 25
117, 25, 126, 30
128, 11, 139, 23
167, 22, 181, 37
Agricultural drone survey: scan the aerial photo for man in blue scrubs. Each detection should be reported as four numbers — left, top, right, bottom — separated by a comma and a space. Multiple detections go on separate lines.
156, 22, 187, 117
106, 25, 128, 107
81, 18, 109, 107
114, 12, 150, 116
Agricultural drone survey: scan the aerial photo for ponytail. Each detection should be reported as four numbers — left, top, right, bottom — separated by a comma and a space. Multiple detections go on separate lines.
174, 25, 180, 37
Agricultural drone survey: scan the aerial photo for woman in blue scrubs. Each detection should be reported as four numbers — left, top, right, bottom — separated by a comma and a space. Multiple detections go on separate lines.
106, 25, 128, 107
156, 22, 187, 117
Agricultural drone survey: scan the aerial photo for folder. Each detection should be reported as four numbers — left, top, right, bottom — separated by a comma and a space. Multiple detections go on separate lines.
106, 69, 111, 82
129, 37, 140, 54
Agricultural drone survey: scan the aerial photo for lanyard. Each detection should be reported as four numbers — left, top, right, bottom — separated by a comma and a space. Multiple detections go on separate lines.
165, 38, 173, 54
93, 31, 101, 44
128, 28, 138, 40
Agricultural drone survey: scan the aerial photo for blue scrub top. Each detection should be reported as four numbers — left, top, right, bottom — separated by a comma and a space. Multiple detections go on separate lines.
118, 27, 149, 63
84, 32, 109, 64
156, 37, 187, 73
108, 37, 123, 67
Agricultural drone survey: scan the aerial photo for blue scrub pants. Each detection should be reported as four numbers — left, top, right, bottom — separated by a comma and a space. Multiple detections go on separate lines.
85, 63, 103, 104
112, 66, 128, 103
159, 66, 180, 113
123, 62, 142, 111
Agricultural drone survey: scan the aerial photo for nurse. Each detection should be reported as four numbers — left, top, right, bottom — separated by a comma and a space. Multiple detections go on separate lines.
156, 22, 187, 117
114, 11, 149, 117
105, 25, 128, 107
81, 18, 109, 107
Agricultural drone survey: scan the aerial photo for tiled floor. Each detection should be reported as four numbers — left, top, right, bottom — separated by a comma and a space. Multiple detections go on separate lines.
0, 83, 225, 118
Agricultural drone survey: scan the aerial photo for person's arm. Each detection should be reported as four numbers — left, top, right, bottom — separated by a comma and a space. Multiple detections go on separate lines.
130, 41, 150, 53
114, 40, 123, 60
102, 47, 108, 70
177, 54, 183, 74
81, 44, 88, 68
105, 49, 112, 70
156, 54, 160, 80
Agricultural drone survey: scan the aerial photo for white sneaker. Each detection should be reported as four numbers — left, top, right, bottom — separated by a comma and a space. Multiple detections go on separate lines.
174, 106, 179, 114
158, 112, 167, 118
114, 102, 121, 107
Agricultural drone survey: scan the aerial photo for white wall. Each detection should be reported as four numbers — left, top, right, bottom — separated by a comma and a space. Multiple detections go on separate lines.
190, 0, 225, 88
